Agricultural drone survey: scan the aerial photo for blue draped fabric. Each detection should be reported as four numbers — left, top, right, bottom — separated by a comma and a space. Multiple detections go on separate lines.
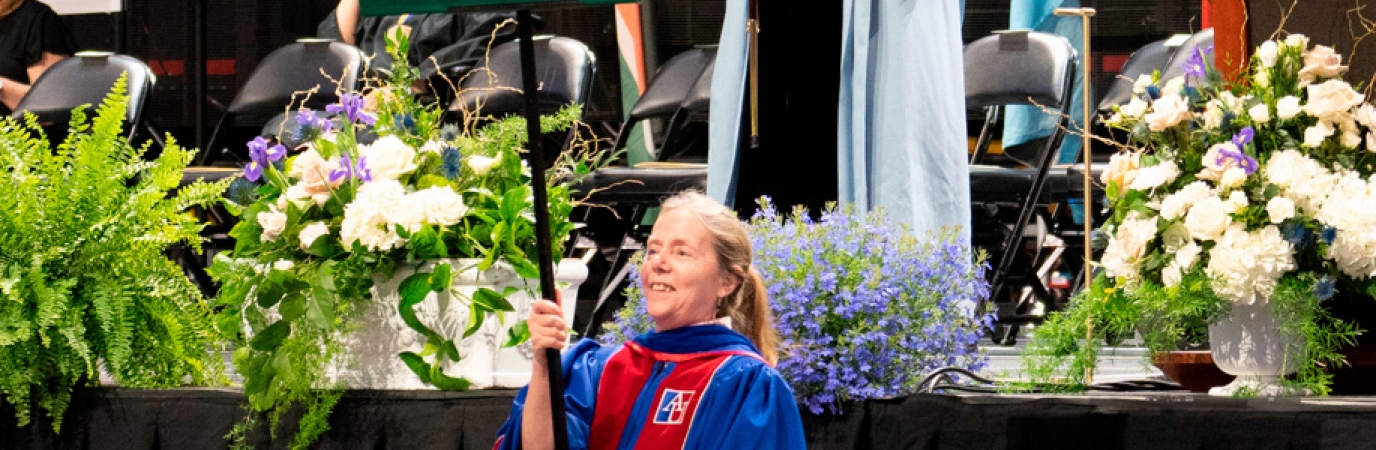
706, 0, 750, 206
837, 0, 970, 236
1004, 0, 1088, 164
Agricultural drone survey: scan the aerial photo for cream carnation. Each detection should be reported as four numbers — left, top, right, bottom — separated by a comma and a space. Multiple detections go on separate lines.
1207, 225, 1296, 304
1220, 167, 1248, 190
1303, 120, 1335, 148
409, 186, 468, 226
1160, 181, 1212, 220
340, 179, 407, 252
1266, 197, 1296, 224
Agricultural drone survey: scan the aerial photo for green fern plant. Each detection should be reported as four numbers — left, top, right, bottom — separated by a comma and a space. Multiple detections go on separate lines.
0, 74, 230, 431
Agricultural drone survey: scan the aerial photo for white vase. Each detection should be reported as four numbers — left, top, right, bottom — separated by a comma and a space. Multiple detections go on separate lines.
1207, 299, 1304, 396
334, 258, 587, 390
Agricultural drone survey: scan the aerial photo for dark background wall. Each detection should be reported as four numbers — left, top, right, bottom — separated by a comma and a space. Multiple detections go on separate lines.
55, 0, 1201, 216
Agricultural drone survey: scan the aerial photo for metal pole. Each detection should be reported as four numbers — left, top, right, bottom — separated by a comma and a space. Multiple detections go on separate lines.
515, 10, 569, 450
193, 0, 206, 150
1054, 5, 1095, 382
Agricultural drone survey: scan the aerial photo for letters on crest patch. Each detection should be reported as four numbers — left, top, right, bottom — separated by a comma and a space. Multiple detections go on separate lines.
653, 389, 695, 425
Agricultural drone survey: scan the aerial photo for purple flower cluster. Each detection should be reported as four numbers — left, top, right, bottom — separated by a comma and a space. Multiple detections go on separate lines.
751, 202, 992, 414
1217, 127, 1260, 174
329, 152, 371, 183
1181, 45, 1213, 80
599, 200, 994, 415
244, 136, 285, 182
327, 93, 375, 126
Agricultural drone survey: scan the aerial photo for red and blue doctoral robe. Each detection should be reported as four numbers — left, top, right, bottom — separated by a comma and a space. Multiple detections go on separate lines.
493, 324, 807, 449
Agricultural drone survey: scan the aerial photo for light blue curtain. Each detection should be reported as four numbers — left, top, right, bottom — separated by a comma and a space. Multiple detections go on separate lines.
706, 0, 750, 206
837, 0, 970, 236
1004, 0, 1088, 164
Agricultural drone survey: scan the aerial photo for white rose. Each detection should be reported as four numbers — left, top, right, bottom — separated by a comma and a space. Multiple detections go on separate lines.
1276, 96, 1302, 120
1266, 197, 1296, 224
410, 186, 469, 226
1248, 103, 1270, 123
1299, 44, 1348, 83
1184, 196, 1232, 241
1220, 167, 1248, 190
1303, 120, 1336, 148
1256, 70, 1270, 88
273, 260, 295, 271
1302, 80, 1364, 122
467, 154, 499, 176
1101, 151, 1141, 189
1119, 96, 1149, 118
258, 208, 288, 242
1285, 33, 1309, 50
1355, 104, 1376, 128
1368, 132, 1376, 153
1257, 40, 1279, 68
359, 136, 420, 180
1146, 94, 1193, 131
1226, 190, 1249, 214
1101, 214, 1159, 278
1129, 160, 1180, 191
299, 221, 331, 250
1133, 74, 1154, 94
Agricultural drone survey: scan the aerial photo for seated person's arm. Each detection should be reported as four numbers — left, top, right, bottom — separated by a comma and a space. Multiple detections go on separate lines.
1, 51, 65, 110
335, 0, 360, 44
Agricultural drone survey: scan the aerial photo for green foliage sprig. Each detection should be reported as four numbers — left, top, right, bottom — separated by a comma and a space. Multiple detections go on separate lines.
0, 75, 229, 430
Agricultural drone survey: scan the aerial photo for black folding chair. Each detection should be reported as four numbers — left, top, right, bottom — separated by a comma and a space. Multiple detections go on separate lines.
13, 51, 156, 144
198, 39, 366, 166
965, 31, 1077, 337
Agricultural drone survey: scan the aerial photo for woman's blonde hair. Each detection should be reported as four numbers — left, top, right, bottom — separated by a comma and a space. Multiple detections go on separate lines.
658, 191, 778, 365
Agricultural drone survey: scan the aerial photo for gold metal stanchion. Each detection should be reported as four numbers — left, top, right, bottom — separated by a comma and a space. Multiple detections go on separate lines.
1053, 6, 1096, 384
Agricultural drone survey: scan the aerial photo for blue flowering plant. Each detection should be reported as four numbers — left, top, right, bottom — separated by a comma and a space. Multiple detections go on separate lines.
1025, 34, 1376, 394
603, 199, 993, 414
210, 33, 611, 448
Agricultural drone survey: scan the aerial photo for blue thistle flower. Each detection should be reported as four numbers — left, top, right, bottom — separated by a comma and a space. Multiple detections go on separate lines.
1315, 276, 1337, 303
226, 177, 258, 206
440, 147, 464, 180
440, 124, 460, 141
1322, 226, 1338, 245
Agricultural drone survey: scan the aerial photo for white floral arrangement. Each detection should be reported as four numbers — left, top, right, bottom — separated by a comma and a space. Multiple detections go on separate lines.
1023, 34, 1376, 394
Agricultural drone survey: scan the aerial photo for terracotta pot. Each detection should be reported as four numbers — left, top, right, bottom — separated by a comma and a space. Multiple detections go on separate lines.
1151, 351, 1234, 393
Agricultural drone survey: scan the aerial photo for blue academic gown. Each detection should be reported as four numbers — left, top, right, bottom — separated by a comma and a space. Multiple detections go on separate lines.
493, 325, 807, 449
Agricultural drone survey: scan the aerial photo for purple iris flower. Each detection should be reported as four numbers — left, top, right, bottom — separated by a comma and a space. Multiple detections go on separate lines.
326, 93, 376, 126
1181, 45, 1213, 79
247, 136, 285, 164
1216, 127, 1260, 174
244, 161, 262, 182
328, 152, 372, 183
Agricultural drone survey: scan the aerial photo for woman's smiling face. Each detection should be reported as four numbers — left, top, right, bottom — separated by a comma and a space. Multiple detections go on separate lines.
641, 208, 738, 331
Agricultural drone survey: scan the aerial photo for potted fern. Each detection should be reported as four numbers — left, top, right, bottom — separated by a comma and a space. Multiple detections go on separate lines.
209, 33, 608, 448
0, 76, 231, 432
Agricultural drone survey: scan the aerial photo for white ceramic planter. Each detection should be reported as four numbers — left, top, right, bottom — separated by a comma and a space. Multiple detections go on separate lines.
334, 258, 586, 389
1208, 299, 1304, 396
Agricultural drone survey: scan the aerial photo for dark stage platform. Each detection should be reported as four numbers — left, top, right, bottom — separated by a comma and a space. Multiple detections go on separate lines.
6, 388, 1376, 449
